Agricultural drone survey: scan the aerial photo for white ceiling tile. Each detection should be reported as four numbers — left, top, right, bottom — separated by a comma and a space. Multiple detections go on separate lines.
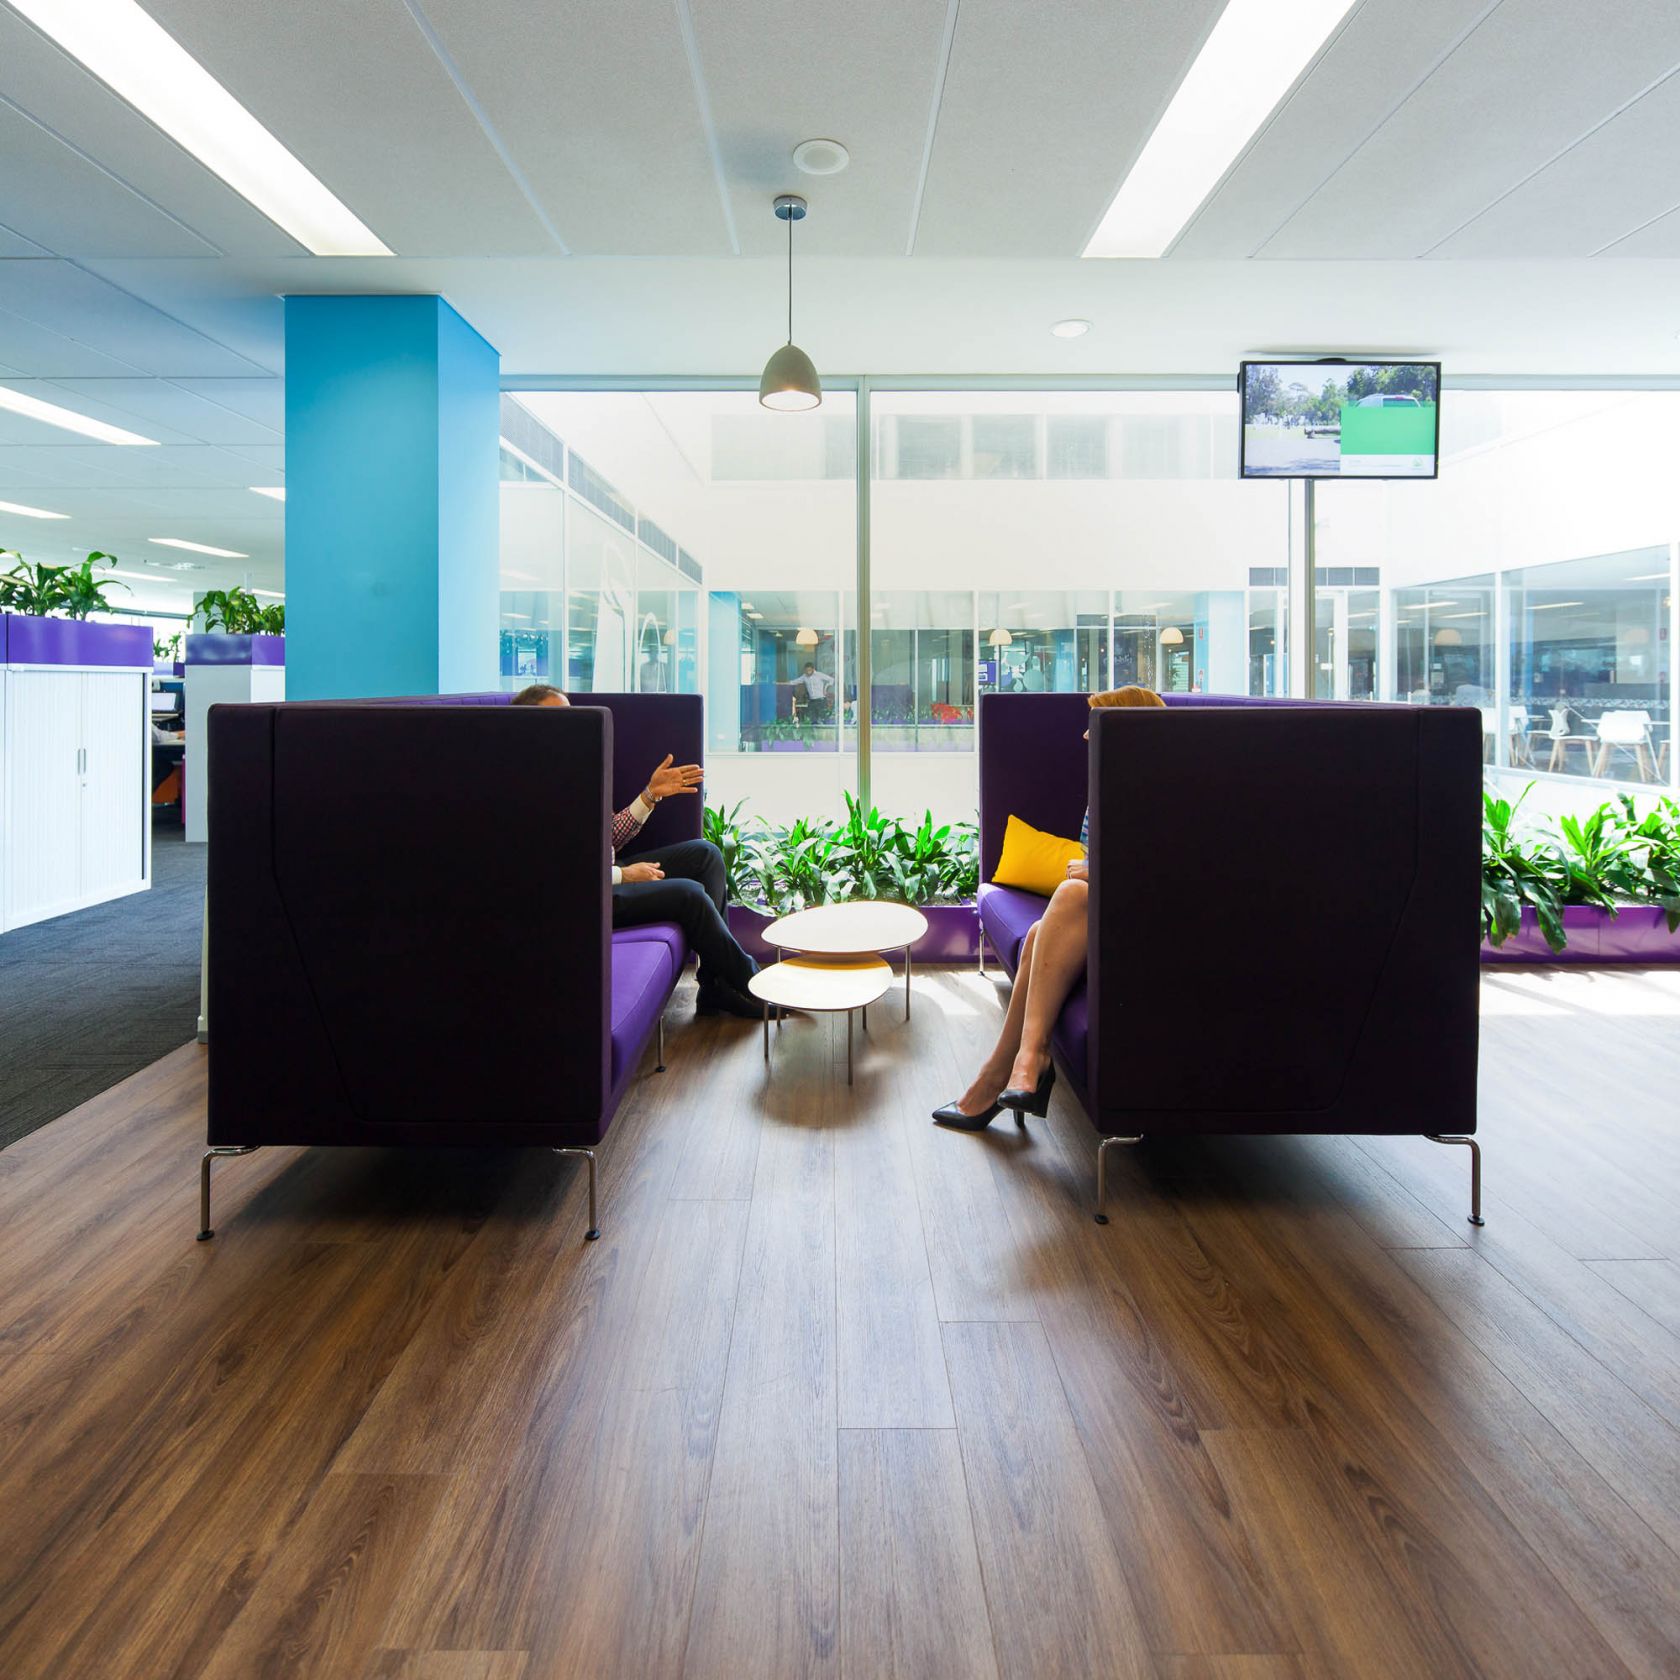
914, 0, 1226, 256
1173, 0, 1500, 259
0, 221, 50, 258
1434, 71, 1680, 257
0, 441, 159, 483
169, 377, 284, 433
691, 0, 948, 257
0, 302, 150, 376
1597, 203, 1680, 257
0, 96, 219, 258
0, 9, 299, 260
137, 0, 560, 257
40, 377, 280, 445
0, 261, 266, 377
416, 0, 732, 255
1263, 0, 1680, 258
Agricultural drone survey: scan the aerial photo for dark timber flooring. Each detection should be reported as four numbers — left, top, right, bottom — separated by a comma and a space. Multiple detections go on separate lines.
0, 821, 203, 1150
1, 965, 1679, 1678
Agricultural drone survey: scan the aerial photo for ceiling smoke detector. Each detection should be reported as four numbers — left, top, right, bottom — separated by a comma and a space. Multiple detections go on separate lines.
793, 138, 849, 176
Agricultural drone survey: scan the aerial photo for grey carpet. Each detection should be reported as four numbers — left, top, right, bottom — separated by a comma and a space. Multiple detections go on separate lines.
0, 822, 206, 1151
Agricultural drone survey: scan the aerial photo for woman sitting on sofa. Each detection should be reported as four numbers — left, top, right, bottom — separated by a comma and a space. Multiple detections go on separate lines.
933, 684, 1166, 1130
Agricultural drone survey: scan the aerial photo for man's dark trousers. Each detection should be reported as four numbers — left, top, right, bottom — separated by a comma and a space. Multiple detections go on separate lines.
612, 837, 756, 995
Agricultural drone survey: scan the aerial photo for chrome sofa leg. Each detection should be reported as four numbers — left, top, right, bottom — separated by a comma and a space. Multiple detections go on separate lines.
656, 1016, 666, 1073
1426, 1134, 1485, 1226
553, 1146, 601, 1241
197, 1145, 260, 1241
977, 934, 985, 978
1094, 1135, 1142, 1225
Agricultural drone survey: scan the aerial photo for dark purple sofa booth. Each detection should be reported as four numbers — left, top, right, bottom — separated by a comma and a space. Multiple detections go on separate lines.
977, 692, 1483, 1224
200, 691, 705, 1243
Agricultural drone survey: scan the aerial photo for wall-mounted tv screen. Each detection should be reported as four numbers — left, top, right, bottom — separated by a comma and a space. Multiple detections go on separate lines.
1240, 360, 1440, 480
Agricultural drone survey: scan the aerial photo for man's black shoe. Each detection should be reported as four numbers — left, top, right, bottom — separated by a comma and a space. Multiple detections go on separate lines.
696, 981, 764, 1020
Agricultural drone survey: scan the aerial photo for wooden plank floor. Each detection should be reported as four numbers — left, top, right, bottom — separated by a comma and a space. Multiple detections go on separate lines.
2, 966, 1679, 1679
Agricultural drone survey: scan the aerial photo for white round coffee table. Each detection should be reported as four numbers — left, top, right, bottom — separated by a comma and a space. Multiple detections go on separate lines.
763, 901, 930, 1021
748, 955, 891, 1085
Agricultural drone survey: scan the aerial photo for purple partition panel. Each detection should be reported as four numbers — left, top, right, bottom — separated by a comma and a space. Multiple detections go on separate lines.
3, 614, 150, 667
186, 632, 285, 666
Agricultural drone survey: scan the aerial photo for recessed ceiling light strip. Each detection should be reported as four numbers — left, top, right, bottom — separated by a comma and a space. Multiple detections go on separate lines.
1084, 0, 1357, 259
0, 383, 158, 445
150, 536, 249, 558
0, 498, 70, 518
7, 0, 390, 256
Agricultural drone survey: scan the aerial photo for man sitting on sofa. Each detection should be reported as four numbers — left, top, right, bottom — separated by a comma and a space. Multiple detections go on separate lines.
511, 684, 761, 1018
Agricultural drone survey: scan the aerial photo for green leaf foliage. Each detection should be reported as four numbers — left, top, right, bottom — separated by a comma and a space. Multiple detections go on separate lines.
0, 550, 127, 620
198, 586, 284, 636
705, 798, 981, 913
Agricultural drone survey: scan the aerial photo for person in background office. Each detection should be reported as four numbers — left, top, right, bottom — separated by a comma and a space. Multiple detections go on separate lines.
510, 684, 761, 1018
792, 661, 834, 722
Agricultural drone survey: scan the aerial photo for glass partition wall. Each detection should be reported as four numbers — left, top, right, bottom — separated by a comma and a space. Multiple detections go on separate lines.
500, 383, 1680, 833
1313, 389, 1680, 810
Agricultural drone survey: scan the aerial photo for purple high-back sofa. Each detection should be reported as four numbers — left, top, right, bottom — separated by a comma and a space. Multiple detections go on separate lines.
199, 690, 703, 1244
977, 691, 1484, 1225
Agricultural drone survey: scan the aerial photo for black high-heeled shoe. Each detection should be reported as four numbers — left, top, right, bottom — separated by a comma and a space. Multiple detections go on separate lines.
931, 1098, 1002, 1131
998, 1062, 1055, 1118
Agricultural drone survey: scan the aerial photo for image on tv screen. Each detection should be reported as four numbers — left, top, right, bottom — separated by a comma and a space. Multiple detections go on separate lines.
1241, 361, 1440, 479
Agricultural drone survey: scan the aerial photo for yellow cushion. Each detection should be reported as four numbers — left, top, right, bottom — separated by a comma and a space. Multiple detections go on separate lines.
991, 814, 1085, 897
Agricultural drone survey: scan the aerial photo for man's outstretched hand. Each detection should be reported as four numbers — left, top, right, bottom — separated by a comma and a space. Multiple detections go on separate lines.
621, 861, 666, 884
645, 753, 703, 802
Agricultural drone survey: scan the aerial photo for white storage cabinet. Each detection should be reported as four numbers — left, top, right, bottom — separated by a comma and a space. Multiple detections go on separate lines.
2, 664, 150, 931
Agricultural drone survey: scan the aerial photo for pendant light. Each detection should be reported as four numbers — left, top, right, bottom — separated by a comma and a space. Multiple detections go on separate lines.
759, 194, 822, 411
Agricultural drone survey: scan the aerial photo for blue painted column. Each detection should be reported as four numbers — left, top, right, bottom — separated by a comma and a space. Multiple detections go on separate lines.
284, 295, 499, 698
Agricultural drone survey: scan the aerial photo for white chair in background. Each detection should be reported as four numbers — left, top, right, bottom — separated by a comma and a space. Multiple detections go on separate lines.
1593, 710, 1655, 782
1545, 706, 1596, 774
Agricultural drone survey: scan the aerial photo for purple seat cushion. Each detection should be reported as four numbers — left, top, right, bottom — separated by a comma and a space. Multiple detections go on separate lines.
979, 882, 1049, 968
612, 920, 689, 973
610, 939, 674, 1093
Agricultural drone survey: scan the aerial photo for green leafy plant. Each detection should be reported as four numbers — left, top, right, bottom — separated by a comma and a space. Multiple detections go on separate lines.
55, 552, 127, 620
702, 799, 754, 906
0, 551, 61, 616
1555, 803, 1642, 910
0, 550, 125, 618
748, 814, 844, 915
153, 630, 183, 662
1612, 794, 1680, 932
1481, 785, 1566, 952
197, 586, 283, 636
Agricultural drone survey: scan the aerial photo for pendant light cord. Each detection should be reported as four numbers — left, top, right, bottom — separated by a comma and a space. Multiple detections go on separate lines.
786, 206, 794, 345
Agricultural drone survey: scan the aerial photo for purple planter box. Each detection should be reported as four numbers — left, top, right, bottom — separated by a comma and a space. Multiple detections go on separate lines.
186, 632, 285, 666
1481, 903, 1680, 964
0, 613, 151, 668
728, 901, 980, 965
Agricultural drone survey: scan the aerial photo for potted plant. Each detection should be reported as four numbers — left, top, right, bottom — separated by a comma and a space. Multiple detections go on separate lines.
1480, 786, 1680, 964
0, 549, 127, 618
188, 586, 285, 667
715, 798, 982, 962
0, 550, 148, 666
